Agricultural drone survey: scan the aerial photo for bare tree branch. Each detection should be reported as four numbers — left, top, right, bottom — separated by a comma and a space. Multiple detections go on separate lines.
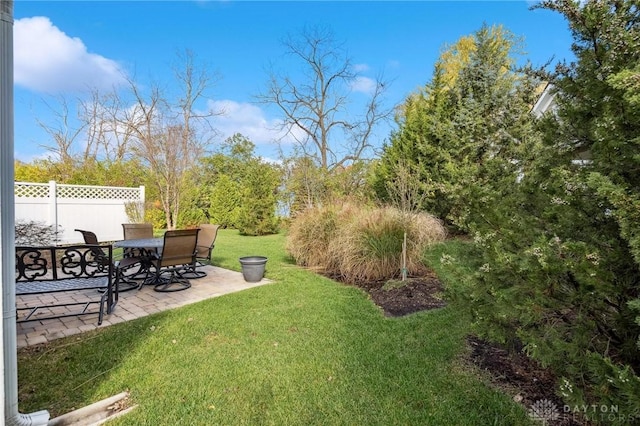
256, 25, 393, 172
120, 50, 222, 229
36, 96, 86, 163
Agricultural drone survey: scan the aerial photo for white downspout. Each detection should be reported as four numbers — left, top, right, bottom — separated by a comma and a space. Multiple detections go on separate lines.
1, 1, 50, 424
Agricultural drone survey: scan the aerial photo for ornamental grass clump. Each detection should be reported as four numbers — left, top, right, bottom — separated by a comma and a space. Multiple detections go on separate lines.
331, 207, 446, 283
287, 203, 446, 283
285, 204, 353, 270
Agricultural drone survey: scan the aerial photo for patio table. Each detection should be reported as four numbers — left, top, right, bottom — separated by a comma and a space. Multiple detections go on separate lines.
114, 238, 164, 287
114, 237, 163, 251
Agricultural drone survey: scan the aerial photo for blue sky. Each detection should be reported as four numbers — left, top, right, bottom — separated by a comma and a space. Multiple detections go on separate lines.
13, 1, 574, 163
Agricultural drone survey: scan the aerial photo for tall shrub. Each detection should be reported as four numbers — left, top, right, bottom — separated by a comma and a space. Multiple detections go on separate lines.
208, 174, 242, 228
237, 160, 281, 236
459, 0, 640, 417
193, 134, 281, 234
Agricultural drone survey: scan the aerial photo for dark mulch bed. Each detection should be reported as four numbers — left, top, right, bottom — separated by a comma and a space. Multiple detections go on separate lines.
344, 272, 588, 425
467, 336, 586, 425
359, 271, 447, 316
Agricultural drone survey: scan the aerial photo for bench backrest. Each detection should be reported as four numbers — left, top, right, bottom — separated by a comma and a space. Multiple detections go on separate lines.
15, 244, 114, 282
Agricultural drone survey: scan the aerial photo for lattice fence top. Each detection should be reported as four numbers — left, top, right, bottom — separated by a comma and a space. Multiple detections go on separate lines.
14, 183, 49, 198
56, 185, 140, 200
15, 182, 142, 200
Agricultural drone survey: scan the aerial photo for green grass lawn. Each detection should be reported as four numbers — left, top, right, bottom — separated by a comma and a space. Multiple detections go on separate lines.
18, 230, 532, 425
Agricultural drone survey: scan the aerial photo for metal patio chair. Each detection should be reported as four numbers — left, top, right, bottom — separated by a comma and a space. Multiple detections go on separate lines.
122, 223, 155, 255
181, 224, 220, 279
75, 229, 142, 292
122, 223, 154, 240
148, 228, 199, 292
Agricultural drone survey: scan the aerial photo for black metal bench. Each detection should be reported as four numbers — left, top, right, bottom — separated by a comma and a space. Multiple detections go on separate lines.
15, 244, 117, 325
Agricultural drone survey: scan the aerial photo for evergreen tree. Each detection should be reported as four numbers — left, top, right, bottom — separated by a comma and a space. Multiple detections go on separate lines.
464, 0, 640, 414
208, 174, 242, 228
195, 134, 281, 234
445, 25, 539, 230
374, 24, 537, 231
237, 160, 281, 236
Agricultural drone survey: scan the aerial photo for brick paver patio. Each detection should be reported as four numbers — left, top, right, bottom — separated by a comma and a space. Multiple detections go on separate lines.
16, 265, 271, 348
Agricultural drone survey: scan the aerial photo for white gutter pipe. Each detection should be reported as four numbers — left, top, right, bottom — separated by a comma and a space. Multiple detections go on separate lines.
1, 1, 50, 424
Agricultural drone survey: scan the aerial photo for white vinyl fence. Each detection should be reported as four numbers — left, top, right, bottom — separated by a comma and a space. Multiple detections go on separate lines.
15, 181, 145, 244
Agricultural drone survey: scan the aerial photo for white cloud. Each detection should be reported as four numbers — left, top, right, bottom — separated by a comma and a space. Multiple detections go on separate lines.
353, 63, 370, 72
350, 76, 377, 94
208, 99, 302, 146
14, 16, 126, 93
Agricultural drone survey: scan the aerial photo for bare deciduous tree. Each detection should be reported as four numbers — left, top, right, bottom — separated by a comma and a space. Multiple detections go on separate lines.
257, 26, 392, 172
384, 160, 430, 215
82, 89, 134, 163
36, 88, 135, 165
35, 50, 221, 229
122, 50, 221, 229
36, 96, 86, 164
